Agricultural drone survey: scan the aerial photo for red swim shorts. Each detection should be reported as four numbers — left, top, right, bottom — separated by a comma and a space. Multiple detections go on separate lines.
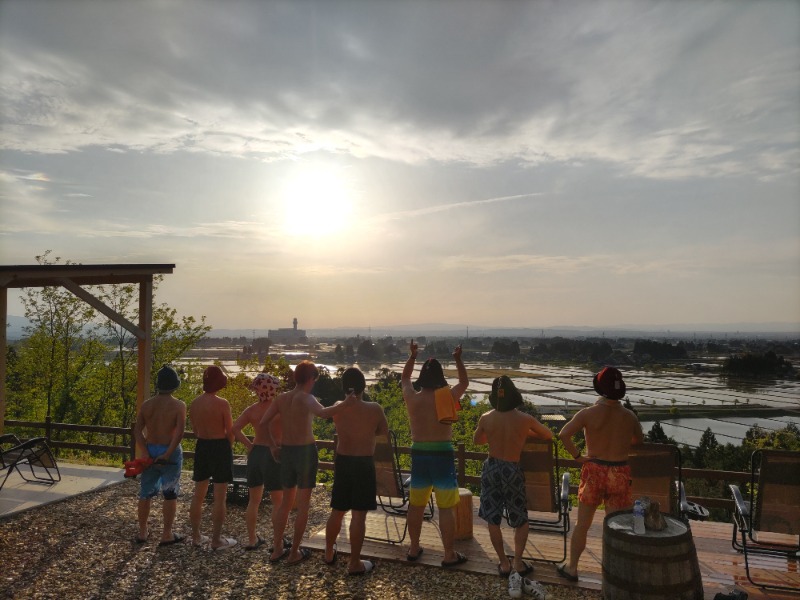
578, 461, 632, 508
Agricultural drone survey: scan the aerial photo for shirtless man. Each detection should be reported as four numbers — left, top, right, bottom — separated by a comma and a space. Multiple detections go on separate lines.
324, 367, 389, 575
557, 366, 644, 582
133, 365, 186, 546
231, 373, 284, 551
401, 340, 469, 568
473, 375, 551, 594
260, 360, 357, 565
188, 365, 237, 550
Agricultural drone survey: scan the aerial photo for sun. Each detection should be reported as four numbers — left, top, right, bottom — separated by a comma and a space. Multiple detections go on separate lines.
279, 166, 354, 236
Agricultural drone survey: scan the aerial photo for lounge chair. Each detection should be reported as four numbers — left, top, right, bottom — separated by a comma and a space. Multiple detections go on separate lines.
629, 442, 708, 523
368, 430, 433, 543
516, 437, 571, 563
729, 449, 800, 591
1, 436, 62, 492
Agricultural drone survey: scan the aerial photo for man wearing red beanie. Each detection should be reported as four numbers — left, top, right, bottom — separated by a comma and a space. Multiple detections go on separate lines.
188, 365, 237, 550
556, 366, 643, 582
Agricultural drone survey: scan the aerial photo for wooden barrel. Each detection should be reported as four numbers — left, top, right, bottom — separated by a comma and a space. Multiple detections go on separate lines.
453, 488, 474, 540
602, 511, 703, 600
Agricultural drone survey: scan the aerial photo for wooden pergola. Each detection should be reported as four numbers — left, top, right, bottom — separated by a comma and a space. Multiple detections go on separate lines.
0, 264, 175, 434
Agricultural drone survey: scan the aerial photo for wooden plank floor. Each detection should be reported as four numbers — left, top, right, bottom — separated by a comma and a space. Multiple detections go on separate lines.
305, 496, 800, 599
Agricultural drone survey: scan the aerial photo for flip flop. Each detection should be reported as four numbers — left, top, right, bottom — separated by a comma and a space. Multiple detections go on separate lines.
133, 530, 150, 544
441, 552, 468, 568
244, 536, 266, 551
268, 537, 292, 553
285, 547, 312, 566
498, 564, 512, 578
158, 533, 185, 547
517, 561, 534, 577
348, 559, 375, 576
406, 547, 424, 562
324, 543, 338, 565
557, 564, 579, 582
192, 535, 210, 548
211, 537, 237, 551
269, 546, 291, 563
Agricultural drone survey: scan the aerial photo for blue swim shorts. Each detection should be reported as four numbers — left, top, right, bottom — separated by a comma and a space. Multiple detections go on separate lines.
139, 444, 183, 501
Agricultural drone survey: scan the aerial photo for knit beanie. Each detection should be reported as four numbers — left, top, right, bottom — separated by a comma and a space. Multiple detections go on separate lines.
156, 365, 181, 393
203, 365, 228, 393
488, 375, 523, 412
593, 366, 626, 400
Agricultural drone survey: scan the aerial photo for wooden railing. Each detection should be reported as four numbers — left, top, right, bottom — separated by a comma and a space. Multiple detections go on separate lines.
5, 419, 747, 512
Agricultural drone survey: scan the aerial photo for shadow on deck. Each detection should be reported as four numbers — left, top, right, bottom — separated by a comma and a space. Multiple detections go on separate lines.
304, 496, 799, 600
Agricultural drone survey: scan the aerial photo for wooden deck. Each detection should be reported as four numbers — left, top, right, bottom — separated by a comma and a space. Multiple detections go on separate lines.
304, 496, 800, 599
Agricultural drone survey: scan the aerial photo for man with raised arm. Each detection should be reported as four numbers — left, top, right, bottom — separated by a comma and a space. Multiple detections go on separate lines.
401, 340, 469, 568
473, 375, 551, 599
324, 367, 389, 575
133, 365, 186, 546
188, 365, 238, 550
231, 373, 285, 551
556, 366, 644, 582
259, 360, 357, 565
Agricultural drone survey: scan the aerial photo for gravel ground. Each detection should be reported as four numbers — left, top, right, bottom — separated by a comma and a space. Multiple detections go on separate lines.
0, 474, 601, 600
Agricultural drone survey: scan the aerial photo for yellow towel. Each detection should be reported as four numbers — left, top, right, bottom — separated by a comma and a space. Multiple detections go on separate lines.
435, 386, 461, 424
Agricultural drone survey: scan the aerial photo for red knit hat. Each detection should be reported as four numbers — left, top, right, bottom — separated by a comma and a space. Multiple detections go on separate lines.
593, 366, 626, 400
203, 365, 228, 393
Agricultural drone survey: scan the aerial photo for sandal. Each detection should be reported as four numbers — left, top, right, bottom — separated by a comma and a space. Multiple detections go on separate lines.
324, 543, 338, 565
211, 537, 237, 551
557, 564, 579, 582
441, 552, 468, 568
406, 547, 424, 562
244, 536, 266, 551
158, 533, 185, 547
285, 547, 312, 566
516, 561, 534, 577
269, 546, 290, 563
498, 563, 512, 578
348, 559, 375, 576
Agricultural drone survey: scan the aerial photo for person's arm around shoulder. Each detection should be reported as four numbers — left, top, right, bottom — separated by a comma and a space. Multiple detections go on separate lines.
558, 409, 588, 462
450, 344, 469, 400
313, 391, 357, 419
526, 413, 553, 441
401, 340, 418, 401
473, 413, 488, 446
232, 405, 254, 453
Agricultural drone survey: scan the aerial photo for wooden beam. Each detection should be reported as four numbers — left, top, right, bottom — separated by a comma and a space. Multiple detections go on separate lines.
55, 278, 146, 340
137, 277, 153, 415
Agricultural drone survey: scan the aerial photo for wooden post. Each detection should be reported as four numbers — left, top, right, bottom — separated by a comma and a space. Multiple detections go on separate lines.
454, 487, 474, 540
136, 277, 153, 459
0, 286, 6, 436
457, 442, 466, 487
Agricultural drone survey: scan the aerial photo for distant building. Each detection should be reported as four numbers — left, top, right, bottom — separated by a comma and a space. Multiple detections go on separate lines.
269, 318, 307, 342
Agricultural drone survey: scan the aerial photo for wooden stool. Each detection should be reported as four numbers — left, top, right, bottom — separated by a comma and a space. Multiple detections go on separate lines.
453, 487, 473, 540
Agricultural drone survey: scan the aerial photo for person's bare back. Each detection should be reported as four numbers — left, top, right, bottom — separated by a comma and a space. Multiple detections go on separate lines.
138, 394, 185, 446
333, 400, 388, 456
189, 392, 234, 441
580, 400, 642, 461
272, 389, 319, 445
475, 409, 552, 462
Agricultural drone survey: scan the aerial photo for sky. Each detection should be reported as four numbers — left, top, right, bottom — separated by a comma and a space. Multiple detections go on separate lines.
1, 0, 799, 333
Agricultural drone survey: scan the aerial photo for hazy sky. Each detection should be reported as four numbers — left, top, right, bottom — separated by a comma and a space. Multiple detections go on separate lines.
1, 0, 799, 332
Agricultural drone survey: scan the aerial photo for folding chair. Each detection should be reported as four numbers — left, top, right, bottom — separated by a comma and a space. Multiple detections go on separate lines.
629, 443, 708, 523
1, 437, 62, 492
368, 430, 433, 544
516, 437, 571, 563
729, 449, 800, 591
